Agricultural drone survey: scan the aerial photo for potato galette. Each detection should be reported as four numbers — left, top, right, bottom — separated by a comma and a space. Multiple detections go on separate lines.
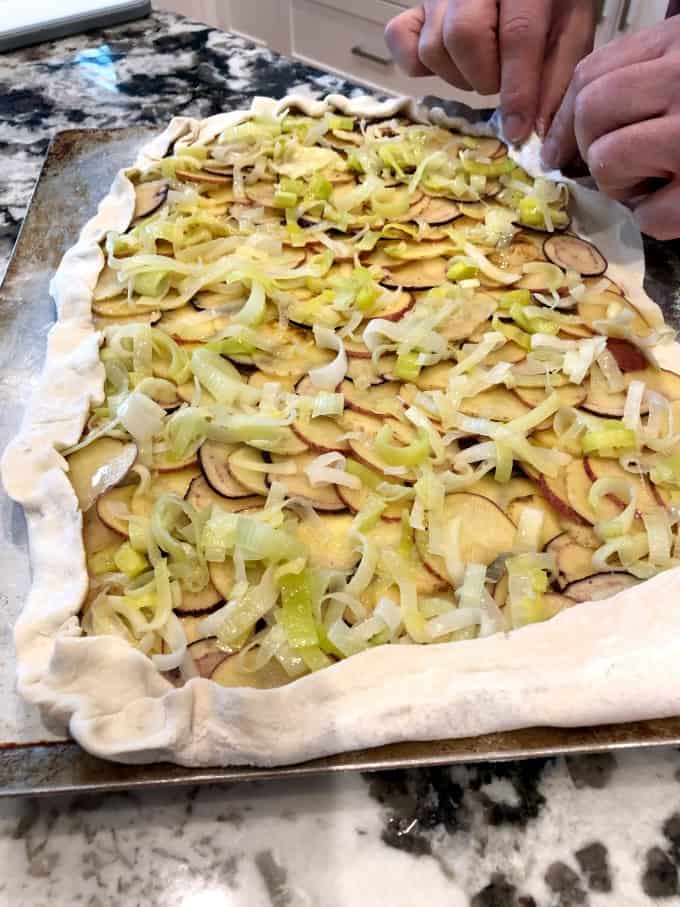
70, 105, 680, 691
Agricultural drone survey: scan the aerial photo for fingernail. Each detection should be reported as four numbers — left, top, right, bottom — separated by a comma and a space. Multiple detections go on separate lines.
503, 113, 526, 144
541, 138, 558, 169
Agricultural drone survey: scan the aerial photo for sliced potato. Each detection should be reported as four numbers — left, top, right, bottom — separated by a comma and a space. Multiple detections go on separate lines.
514, 383, 587, 410
417, 197, 461, 225
381, 258, 449, 289
546, 533, 596, 588
564, 572, 640, 603
606, 338, 647, 373
199, 441, 251, 498
153, 450, 199, 472
175, 168, 232, 186
212, 654, 292, 689
467, 475, 536, 510
96, 485, 135, 536
507, 494, 563, 549
133, 179, 168, 220
460, 387, 530, 422
415, 492, 517, 582
584, 456, 667, 515
543, 235, 607, 276
176, 581, 223, 615
82, 506, 123, 553
296, 513, 361, 571
372, 291, 415, 321
67, 438, 137, 512
578, 293, 651, 338
227, 446, 270, 496
158, 306, 234, 342
341, 380, 403, 418
269, 452, 346, 511
293, 415, 350, 453
439, 293, 497, 342
369, 522, 447, 594
539, 472, 590, 526
185, 476, 264, 513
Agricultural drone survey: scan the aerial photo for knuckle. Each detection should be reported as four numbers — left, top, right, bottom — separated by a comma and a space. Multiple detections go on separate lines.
442, 16, 477, 54
418, 37, 443, 71
501, 13, 534, 46
573, 55, 595, 92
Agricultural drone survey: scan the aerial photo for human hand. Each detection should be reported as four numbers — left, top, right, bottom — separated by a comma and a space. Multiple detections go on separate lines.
543, 18, 680, 240
384, 1, 597, 144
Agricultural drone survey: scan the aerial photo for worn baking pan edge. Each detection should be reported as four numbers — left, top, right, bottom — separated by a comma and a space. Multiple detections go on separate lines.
3, 720, 680, 798
2, 127, 680, 798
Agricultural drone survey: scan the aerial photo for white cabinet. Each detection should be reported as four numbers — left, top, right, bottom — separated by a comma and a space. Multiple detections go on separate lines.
156, 0, 670, 100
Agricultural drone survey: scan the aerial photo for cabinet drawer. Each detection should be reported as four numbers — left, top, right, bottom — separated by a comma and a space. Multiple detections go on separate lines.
291, 0, 497, 106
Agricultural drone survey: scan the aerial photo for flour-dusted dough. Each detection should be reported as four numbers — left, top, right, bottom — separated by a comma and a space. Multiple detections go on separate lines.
4, 94, 680, 767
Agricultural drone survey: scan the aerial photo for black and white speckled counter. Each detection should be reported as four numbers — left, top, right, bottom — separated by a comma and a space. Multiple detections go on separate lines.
2, 10, 680, 906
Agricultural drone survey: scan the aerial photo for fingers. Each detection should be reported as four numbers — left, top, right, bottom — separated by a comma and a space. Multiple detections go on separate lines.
634, 178, 680, 240
498, 0, 552, 143
543, 22, 669, 168
535, 2, 596, 138
572, 60, 671, 161
585, 116, 680, 201
384, 6, 431, 77
441, 0, 500, 95
418, 0, 473, 88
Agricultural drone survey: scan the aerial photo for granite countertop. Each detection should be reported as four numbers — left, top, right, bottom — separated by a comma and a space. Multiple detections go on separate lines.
2, 10, 680, 906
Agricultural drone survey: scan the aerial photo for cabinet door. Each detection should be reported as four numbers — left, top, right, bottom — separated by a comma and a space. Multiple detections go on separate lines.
227, 0, 292, 52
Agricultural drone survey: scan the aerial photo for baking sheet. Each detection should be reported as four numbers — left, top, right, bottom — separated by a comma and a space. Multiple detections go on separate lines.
3, 127, 680, 795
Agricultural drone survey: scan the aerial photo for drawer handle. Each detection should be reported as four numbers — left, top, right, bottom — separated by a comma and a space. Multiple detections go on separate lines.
351, 45, 392, 66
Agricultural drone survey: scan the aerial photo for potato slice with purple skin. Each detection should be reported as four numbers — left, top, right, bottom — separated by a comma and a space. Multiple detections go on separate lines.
582, 363, 630, 417
416, 362, 451, 391
176, 582, 224, 616
466, 475, 536, 510
133, 179, 169, 220
469, 137, 506, 159
515, 264, 567, 293
341, 379, 403, 418
584, 456, 669, 514
209, 560, 263, 600
212, 653, 292, 689
546, 533, 596, 588
245, 182, 276, 206
381, 257, 449, 289
369, 522, 448, 594
199, 441, 251, 498
185, 476, 264, 514
248, 371, 298, 393
563, 572, 640, 603
438, 293, 498, 342
543, 593, 576, 618
175, 168, 232, 186
606, 338, 647, 372
188, 638, 230, 677
269, 452, 346, 511
415, 492, 517, 583
296, 513, 361, 572
82, 506, 124, 553
372, 291, 414, 322
507, 494, 563, 549
460, 387, 531, 422
94, 311, 162, 330
96, 484, 135, 536
68, 438, 137, 512
227, 447, 270, 496
153, 450, 199, 472
543, 235, 607, 276
490, 242, 545, 272
514, 383, 587, 410
578, 293, 651, 337
93, 291, 187, 317
158, 306, 234, 342
345, 412, 418, 481
293, 415, 350, 453
625, 367, 680, 402
344, 337, 372, 359
539, 472, 590, 527
337, 481, 405, 522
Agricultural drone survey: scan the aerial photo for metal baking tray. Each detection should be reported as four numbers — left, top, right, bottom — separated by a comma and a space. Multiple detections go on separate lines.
3, 127, 680, 799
